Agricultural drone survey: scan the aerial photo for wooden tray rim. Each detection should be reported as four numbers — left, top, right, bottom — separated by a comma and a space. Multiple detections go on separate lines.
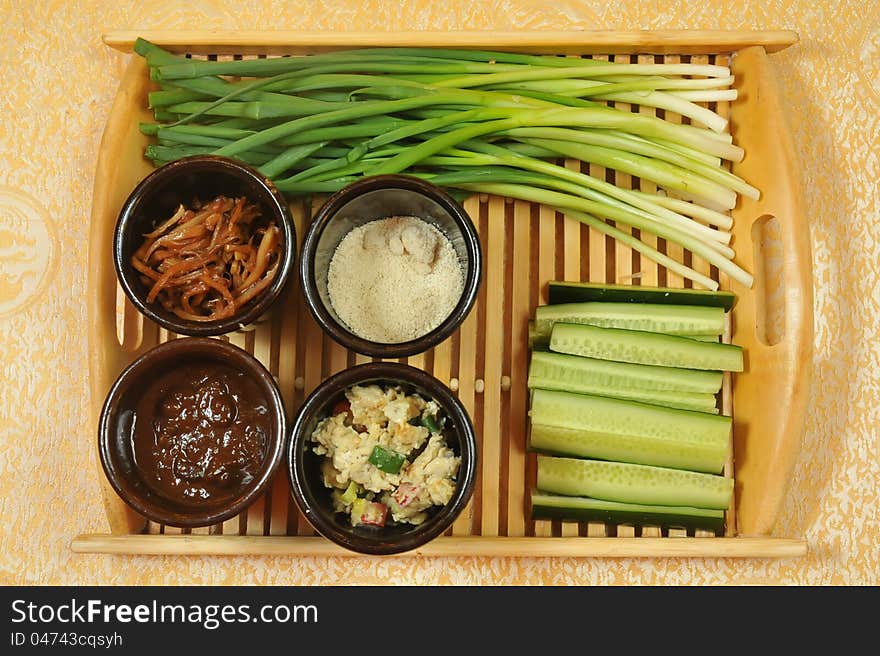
71, 534, 807, 559
101, 29, 799, 55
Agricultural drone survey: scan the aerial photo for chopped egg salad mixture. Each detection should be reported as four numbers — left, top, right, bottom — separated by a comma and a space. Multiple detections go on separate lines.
309, 384, 461, 527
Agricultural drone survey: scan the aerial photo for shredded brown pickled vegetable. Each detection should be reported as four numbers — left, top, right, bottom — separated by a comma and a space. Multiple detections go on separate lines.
132, 195, 281, 322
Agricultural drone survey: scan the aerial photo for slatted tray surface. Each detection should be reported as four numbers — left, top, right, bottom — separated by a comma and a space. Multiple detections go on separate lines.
75, 32, 811, 558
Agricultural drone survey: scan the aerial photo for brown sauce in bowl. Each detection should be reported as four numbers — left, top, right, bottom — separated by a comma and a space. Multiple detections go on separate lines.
131, 360, 270, 506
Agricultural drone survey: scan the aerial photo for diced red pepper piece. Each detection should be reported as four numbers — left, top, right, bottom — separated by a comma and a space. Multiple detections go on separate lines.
393, 482, 420, 507
358, 501, 388, 527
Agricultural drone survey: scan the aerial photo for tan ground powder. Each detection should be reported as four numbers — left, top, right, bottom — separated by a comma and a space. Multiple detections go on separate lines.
327, 216, 465, 343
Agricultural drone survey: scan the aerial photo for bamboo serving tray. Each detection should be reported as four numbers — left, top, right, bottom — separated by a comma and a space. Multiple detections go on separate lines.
74, 30, 811, 558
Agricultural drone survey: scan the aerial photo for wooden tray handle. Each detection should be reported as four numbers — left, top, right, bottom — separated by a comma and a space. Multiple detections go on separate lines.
728, 46, 813, 536
88, 56, 156, 534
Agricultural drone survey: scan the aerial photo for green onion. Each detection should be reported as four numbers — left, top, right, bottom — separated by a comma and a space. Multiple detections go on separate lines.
133, 39, 759, 290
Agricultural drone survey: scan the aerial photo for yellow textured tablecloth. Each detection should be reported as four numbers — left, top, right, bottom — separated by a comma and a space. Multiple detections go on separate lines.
1, 0, 877, 585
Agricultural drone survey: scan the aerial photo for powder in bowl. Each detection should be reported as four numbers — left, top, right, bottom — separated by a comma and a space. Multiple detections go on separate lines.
326, 216, 464, 343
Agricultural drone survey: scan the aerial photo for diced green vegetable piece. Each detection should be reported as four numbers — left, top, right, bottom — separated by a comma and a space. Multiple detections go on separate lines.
339, 481, 359, 506
422, 413, 441, 434
350, 498, 367, 524
368, 445, 406, 474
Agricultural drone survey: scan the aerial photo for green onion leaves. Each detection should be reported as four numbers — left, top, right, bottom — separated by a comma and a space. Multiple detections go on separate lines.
135, 39, 756, 289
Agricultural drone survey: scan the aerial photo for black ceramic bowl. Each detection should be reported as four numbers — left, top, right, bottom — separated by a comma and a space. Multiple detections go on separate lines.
287, 363, 477, 555
114, 155, 296, 336
98, 338, 287, 528
299, 174, 481, 358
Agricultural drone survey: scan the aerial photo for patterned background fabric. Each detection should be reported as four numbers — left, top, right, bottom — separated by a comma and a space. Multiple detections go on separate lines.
0, 0, 877, 585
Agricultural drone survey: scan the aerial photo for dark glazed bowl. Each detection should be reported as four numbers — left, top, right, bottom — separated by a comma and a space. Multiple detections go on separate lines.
299, 174, 481, 358
113, 155, 296, 336
98, 338, 287, 528
287, 363, 477, 555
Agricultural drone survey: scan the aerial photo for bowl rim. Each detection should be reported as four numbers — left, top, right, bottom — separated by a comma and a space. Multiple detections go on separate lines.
298, 174, 482, 358
113, 154, 297, 337
286, 362, 478, 555
98, 337, 287, 528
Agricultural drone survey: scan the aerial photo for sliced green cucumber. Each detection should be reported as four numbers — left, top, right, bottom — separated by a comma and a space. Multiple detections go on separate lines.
530, 491, 725, 533
548, 281, 736, 310
529, 381, 718, 414
528, 321, 549, 351
536, 455, 734, 509
532, 301, 724, 346
530, 422, 726, 473
528, 350, 723, 394
530, 389, 729, 472
550, 322, 744, 372
689, 334, 721, 342
533, 322, 719, 348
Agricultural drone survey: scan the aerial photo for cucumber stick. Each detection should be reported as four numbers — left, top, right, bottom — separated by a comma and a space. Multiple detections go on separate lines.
530, 422, 726, 473
547, 281, 736, 310
529, 350, 723, 394
529, 373, 719, 414
533, 302, 725, 343
536, 455, 733, 510
529, 320, 717, 349
529, 389, 730, 472
551, 322, 744, 372
530, 491, 725, 533
528, 321, 549, 351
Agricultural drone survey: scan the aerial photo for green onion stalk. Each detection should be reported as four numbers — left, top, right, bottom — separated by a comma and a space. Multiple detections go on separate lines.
133, 38, 756, 289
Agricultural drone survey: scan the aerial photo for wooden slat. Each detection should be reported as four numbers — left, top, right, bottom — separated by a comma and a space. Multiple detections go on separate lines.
253, 320, 272, 369
274, 203, 307, 537
612, 54, 634, 288
636, 53, 660, 288
72, 534, 808, 558
248, 321, 275, 537
326, 336, 349, 378
480, 195, 505, 537
268, 471, 291, 536
451, 195, 481, 536
102, 30, 799, 56
245, 495, 267, 536
587, 522, 607, 537
559, 173, 583, 542
506, 200, 531, 537
532, 202, 557, 538
406, 350, 426, 373
220, 332, 250, 537
296, 312, 324, 537
221, 515, 241, 536
562, 168, 582, 284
